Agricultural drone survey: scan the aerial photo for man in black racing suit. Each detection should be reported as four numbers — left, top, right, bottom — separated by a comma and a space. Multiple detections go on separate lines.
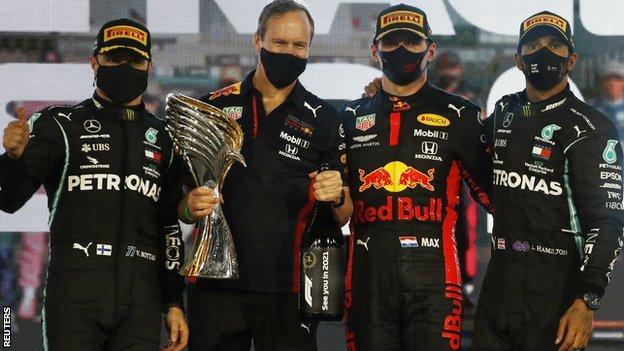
0, 18, 187, 351
341, 5, 492, 351
472, 11, 624, 351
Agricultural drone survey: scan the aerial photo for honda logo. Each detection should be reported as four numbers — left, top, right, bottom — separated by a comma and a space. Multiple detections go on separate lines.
285, 144, 299, 155
421, 141, 438, 155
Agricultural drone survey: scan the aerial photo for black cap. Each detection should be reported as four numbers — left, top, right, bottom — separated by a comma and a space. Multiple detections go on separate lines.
93, 18, 151, 61
518, 11, 573, 52
374, 4, 432, 42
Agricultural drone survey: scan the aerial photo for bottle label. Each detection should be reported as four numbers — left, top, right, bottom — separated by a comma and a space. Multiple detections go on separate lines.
300, 247, 344, 317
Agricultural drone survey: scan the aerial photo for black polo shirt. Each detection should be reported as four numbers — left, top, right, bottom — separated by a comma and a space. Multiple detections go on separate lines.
196, 71, 346, 293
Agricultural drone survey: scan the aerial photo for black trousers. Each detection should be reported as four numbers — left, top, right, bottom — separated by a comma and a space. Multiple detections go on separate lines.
472, 249, 578, 351
188, 284, 317, 351
44, 302, 161, 351
345, 231, 464, 351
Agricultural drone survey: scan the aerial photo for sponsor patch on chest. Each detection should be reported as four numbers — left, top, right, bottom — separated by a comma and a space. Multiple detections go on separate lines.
355, 114, 376, 132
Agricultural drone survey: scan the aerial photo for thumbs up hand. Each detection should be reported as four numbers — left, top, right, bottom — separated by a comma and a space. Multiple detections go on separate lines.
3, 106, 30, 159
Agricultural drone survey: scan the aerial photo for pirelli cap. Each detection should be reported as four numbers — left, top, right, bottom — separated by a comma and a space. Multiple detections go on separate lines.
374, 4, 432, 42
93, 18, 151, 61
518, 11, 574, 52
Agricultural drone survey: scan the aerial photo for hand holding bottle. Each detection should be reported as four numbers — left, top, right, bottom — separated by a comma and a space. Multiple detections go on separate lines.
309, 170, 343, 204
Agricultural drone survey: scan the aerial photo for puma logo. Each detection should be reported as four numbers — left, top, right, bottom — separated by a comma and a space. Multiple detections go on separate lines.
73, 242, 92, 257
300, 323, 311, 334
57, 112, 72, 121
356, 237, 370, 251
574, 125, 586, 137
304, 101, 322, 118
447, 103, 465, 117
345, 105, 360, 116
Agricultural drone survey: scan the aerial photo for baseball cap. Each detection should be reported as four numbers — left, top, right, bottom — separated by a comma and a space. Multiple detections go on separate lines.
518, 11, 574, 52
374, 4, 432, 42
93, 18, 151, 61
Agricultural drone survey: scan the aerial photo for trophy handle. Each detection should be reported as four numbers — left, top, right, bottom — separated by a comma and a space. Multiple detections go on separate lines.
225, 148, 246, 167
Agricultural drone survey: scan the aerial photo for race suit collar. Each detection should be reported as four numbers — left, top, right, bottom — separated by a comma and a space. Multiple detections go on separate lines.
519, 84, 572, 117
91, 92, 146, 121
379, 82, 433, 112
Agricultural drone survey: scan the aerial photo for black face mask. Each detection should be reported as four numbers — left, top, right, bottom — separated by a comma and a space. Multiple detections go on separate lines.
260, 48, 307, 89
521, 47, 569, 91
378, 45, 429, 86
96, 61, 148, 104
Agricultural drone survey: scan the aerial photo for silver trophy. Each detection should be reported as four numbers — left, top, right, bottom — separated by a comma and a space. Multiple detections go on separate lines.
165, 93, 245, 278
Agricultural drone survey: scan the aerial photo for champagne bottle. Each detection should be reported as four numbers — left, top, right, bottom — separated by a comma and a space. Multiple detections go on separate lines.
299, 163, 345, 320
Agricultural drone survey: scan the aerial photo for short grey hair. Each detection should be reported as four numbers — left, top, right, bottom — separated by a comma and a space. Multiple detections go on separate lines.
256, 0, 315, 42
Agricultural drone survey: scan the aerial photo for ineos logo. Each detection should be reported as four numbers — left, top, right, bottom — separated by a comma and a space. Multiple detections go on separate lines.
83, 119, 101, 133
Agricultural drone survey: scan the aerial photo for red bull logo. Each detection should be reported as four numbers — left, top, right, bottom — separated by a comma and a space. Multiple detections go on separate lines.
389, 96, 411, 112
358, 161, 435, 193
354, 196, 443, 224
399, 167, 435, 191
358, 168, 392, 192
441, 286, 463, 350
209, 82, 242, 100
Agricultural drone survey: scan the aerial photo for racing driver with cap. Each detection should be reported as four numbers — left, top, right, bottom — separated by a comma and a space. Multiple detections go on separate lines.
340, 4, 493, 350
0, 18, 188, 350
472, 11, 624, 351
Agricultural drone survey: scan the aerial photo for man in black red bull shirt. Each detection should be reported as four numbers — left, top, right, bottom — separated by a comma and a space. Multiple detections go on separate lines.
177, 1, 352, 350
340, 4, 492, 351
